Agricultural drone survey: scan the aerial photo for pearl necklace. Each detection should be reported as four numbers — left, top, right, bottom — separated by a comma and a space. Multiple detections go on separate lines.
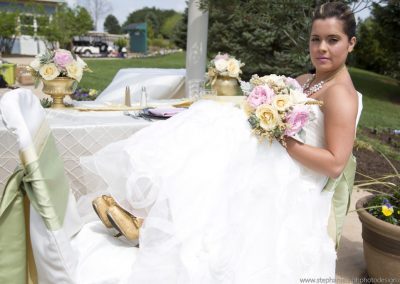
302, 65, 346, 97
302, 75, 324, 97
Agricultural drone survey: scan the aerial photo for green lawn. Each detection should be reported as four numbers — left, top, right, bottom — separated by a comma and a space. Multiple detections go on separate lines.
80, 53, 399, 159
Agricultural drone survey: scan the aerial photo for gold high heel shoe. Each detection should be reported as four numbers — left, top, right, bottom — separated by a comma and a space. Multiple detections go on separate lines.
92, 195, 117, 228
106, 205, 143, 241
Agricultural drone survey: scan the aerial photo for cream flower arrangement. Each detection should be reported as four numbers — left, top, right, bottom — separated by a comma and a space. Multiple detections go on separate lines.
206, 52, 245, 86
30, 49, 90, 87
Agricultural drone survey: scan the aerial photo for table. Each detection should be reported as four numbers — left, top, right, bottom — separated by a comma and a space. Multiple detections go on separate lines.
0, 108, 151, 199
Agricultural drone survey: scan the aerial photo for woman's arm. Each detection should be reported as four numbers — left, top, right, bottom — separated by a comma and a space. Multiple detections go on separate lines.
285, 84, 358, 178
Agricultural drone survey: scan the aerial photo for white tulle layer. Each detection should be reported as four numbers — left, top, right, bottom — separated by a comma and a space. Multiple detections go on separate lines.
81, 100, 336, 283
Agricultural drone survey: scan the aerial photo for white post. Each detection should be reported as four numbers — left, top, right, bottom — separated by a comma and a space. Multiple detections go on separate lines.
185, 0, 209, 97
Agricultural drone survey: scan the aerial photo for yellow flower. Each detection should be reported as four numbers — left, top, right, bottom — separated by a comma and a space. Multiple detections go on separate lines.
226, 58, 241, 78
39, 63, 60, 80
256, 104, 280, 131
272, 95, 293, 112
65, 61, 83, 82
382, 205, 394, 217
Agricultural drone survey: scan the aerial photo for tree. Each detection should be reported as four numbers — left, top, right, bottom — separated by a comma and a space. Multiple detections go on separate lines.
38, 5, 93, 49
104, 14, 121, 34
0, 11, 18, 54
161, 13, 182, 39
83, 0, 112, 31
123, 7, 178, 38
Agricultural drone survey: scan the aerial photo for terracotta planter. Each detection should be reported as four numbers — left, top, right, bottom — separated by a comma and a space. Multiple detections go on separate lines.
211, 76, 241, 96
356, 195, 400, 279
42, 77, 76, 108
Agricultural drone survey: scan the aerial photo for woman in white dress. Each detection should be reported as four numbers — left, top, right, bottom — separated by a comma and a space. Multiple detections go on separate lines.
83, 2, 361, 283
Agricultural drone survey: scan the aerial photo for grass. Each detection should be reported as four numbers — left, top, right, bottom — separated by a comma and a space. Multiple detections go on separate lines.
349, 67, 400, 129
80, 52, 186, 91
79, 53, 399, 159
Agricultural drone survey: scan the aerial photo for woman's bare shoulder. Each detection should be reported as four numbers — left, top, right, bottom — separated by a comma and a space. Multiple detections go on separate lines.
295, 73, 313, 86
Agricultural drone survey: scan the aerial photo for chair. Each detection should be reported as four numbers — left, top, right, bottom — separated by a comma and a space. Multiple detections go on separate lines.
0, 89, 138, 284
95, 68, 186, 104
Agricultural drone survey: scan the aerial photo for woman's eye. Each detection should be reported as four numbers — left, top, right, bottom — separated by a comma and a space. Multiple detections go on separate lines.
311, 38, 320, 42
329, 38, 339, 43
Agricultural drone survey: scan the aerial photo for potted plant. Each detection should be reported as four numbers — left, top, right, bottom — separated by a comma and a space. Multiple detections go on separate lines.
206, 53, 244, 96
29, 49, 90, 108
355, 159, 400, 279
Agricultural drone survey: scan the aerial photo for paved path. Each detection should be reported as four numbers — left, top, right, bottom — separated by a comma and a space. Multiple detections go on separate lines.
1, 56, 370, 281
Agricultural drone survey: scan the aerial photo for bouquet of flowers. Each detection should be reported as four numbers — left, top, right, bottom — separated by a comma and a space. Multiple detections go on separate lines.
241, 74, 321, 146
29, 49, 90, 86
206, 52, 244, 86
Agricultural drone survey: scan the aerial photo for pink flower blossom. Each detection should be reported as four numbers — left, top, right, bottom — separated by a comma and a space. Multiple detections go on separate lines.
214, 53, 229, 61
285, 105, 310, 136
285, 77, 302, 91
54, 49, 73, 68
247, 85, 275, 108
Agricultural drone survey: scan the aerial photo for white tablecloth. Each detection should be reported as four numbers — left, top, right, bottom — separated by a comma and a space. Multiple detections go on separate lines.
0, 108, 151, 199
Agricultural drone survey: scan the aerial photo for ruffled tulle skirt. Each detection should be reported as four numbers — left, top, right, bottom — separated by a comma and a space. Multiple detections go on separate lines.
81, 100, 336, 283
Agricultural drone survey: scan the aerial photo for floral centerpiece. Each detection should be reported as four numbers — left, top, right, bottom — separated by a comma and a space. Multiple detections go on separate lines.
30, 49, 89, 85
240, 74, 320, 146
29, 49, 91, 108
206, 53, 244, 96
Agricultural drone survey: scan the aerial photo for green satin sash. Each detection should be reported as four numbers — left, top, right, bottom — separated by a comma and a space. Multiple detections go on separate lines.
0, 129, 71, 283
0, 168, 27, 284
323, 155, 357, 250
22, 134, 69, 231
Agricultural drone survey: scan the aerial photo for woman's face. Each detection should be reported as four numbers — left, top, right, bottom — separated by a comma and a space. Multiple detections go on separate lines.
309, 17, 356, 73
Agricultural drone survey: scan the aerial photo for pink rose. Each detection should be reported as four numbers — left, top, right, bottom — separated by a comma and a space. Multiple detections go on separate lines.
285, 77, 302, 91
214, 53, 229, 61
285, 105, 310, 136
54, 49, 73, 68
246, 85, 275, 108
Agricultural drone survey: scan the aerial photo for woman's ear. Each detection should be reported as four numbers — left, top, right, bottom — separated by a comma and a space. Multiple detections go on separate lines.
348, 36, 356, 53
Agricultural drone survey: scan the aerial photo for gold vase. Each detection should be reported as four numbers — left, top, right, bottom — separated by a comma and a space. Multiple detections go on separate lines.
42, 77, 76, 108
212, 76, 241, 96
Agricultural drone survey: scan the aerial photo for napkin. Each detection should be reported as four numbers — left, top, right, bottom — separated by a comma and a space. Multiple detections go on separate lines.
148, 107, 185, 117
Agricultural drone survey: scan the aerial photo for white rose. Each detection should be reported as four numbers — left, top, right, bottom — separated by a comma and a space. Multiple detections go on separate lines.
214, 59, 228, 72
39, 63, 60, 80
29, 58, 41, 71
272, 95, 293, 112
66, 61, 83, 82
290, 89, 307, 104
226, 58, 240, 78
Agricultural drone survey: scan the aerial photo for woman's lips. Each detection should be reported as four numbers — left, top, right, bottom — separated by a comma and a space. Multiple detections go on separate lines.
316, 57, 330, 63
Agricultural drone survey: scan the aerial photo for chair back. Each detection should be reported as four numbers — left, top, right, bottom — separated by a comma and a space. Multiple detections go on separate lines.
0, 89, 82, 283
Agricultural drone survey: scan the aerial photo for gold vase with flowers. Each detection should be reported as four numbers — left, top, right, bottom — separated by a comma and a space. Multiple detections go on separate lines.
30, 49, 90, 108
206, 53, 244, 96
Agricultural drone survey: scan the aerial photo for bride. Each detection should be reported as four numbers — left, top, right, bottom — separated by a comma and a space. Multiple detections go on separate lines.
82, 2, 361, 283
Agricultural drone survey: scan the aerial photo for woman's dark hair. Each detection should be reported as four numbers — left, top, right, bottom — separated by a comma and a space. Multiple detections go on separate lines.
312, 2, 356, 39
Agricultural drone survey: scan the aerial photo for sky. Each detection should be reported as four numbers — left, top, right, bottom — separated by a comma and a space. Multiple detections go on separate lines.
66, 0, 370, 32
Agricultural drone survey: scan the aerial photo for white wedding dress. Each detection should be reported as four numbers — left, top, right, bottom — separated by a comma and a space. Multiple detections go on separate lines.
81, 97, 360, 283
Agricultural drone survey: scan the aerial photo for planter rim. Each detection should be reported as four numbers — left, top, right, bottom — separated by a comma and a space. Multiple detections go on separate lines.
42, 77, 76, 82
356, 194, 400, 239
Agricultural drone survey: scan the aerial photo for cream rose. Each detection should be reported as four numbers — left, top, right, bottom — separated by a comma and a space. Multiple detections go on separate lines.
214, 58, 228, 72
66, 61, 83, 82
75, 55, 87, 69
226, 58, 240, 77
272, 95, 293, 112
39, 63, 60, 80
256, 104, 280, 131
